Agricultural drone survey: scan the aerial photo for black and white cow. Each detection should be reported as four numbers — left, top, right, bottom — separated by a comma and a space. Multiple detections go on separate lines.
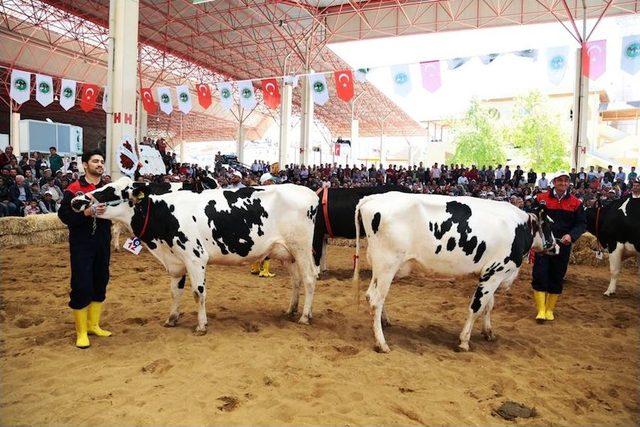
586, 196, 640, 296
313, 186, 412, 272
353, 193, 557, 352
111, 180, 219, 251
71, 177, 320, 333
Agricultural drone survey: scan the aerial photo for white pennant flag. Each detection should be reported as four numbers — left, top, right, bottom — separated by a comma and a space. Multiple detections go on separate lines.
59, 79, 76, 111
176, 85, 192, 114
237, 80, 257, 110
35, 74, 53, 107
157, 87, 173, 115
390, 64, 412, 97
546, 46, 569, 85
218, 82, 234, 111
283, 75, 299, 87
309, 73, 329, 106
102, 86, 110, 112
354, 68, 370, 83
10, 69, 31, 105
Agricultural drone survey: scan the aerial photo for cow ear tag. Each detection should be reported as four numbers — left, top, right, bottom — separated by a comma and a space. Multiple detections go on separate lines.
124, 237, 143, 255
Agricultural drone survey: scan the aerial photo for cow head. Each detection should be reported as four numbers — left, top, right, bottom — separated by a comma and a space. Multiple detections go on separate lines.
529, 202, 559, 255
71, 177, 173, 223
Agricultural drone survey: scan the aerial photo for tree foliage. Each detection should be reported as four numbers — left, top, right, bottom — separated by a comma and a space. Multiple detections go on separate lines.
449, 99, 506, 167
509, 91, 570, 173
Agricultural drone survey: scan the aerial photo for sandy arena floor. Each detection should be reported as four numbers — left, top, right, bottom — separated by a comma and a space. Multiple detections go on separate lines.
1, 243, 638, 426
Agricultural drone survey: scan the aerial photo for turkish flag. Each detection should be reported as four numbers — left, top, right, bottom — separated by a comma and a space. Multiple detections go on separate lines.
79, 84, 99, 112
334, 143, 341, 156
196, 83, 212, 109
140, 88, 157, 114
334, 69, 354, 102
259, 79, 279, 109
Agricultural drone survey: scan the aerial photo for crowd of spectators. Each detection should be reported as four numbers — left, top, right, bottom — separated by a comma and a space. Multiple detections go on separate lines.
1, 141, 637, 217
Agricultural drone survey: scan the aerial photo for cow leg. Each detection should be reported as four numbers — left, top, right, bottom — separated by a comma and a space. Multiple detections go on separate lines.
481, 295, 496, 341
459, 273, 503, 352
186, 262, 208, 335
604, 243, 624, 296
164, 274, 186, 327
320, 238, 328, 273
296, 255, 317, 325
284, 261, 301, 318
369, 270, 395, 353
381, 306, 392, 328
111, 224, 121, 252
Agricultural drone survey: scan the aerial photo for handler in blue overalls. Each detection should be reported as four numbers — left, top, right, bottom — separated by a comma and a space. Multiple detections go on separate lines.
58, 150, 112, 348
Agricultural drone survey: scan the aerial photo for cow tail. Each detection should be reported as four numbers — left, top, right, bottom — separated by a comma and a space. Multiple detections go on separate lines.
353, 201, 362, 306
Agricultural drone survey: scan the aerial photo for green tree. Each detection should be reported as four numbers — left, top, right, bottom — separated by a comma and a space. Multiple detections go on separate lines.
449, 99, 506, 167
510, 91, 570, 173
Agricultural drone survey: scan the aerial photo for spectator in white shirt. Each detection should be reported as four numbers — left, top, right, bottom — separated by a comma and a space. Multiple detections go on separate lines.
538, 172, 549, 190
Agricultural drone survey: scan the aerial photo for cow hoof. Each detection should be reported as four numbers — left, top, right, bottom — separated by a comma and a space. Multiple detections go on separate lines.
298, 316, 311, 325
193, 327, 207, 336
482, 331, 496, 341
456, 343, 470, 352
603, 291, 615, 297
374, 343, 391, 353
163, 318, 178, 328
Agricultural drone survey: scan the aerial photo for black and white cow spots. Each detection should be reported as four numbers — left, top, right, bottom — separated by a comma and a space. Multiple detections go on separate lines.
371, 212, 382, 234
503, 223, 533, 267
307, 205, 318, 221
132, 199, 189, 250
428, 201, 487, 263
204, 188, 268, 257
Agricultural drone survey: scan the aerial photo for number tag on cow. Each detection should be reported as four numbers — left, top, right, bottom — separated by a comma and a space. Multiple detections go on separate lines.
124, 237, 143, 255
595, 250, 603, 260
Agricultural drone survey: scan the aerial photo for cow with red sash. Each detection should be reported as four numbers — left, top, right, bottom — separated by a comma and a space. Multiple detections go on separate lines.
58, 149, 112, 348
312, 185, 412, 274
532, 171, 586, 322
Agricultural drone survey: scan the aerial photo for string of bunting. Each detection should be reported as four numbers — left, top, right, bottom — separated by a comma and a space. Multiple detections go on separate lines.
6, 36, 640, 114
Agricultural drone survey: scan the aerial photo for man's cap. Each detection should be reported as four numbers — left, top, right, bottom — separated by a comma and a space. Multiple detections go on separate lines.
552, 171, 570, 181
260, 173, 274, 184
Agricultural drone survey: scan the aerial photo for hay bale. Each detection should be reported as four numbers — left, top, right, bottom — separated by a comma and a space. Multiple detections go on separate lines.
570, 232, 637, 269
328, 237, 367, 248
0, 213, 65, 236
0, 214, 68, 248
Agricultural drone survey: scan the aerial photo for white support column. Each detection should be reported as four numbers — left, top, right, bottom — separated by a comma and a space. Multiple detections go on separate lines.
10, 112, 20, 155
379, 128, 385, 166
350, 119, 359, 166
300, 74, 313, 165
279, 83, 292, 167
136, 98, 147, 142
106, 0, 139, 178
572, 46, 589, 170
180, 141, 185, 163
237, 117, 245, 164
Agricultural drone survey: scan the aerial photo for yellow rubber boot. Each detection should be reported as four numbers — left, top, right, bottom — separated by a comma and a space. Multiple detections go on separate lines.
258, 260, 275, 278
73, 307, 90, 348
87, 302, 112, 337
545, 294, 559, 321
533, 291, 547, 321
250, 261, 260, 275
